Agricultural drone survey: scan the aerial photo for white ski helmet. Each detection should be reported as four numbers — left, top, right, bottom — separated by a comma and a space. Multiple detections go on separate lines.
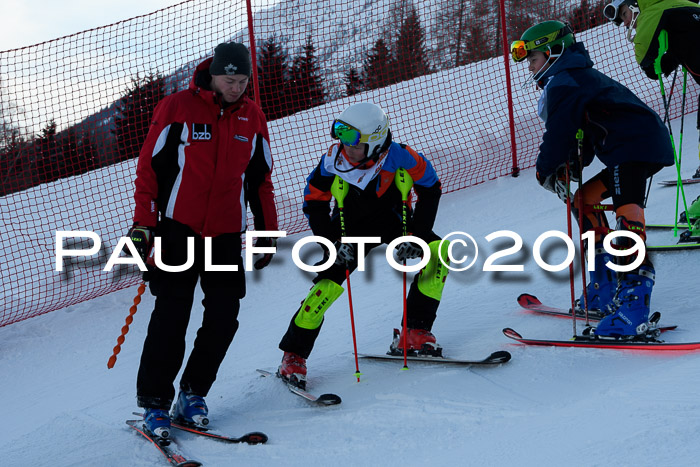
603, 0, 639, 26
331, 102, 392, 161
603, 0, 640, 41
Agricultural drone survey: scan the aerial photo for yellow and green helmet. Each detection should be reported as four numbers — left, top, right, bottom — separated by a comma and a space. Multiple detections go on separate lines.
510, 20, 575, 62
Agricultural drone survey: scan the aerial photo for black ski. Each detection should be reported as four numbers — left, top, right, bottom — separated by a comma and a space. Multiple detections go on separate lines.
357, 351, 511, 365
132, 412, 267, 445
256, 369, 341, 406
126, 419, 202, 467
516, 293, 677, 332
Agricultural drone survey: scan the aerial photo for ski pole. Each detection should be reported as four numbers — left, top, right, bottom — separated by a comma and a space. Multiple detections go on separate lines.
673, 67, 690, 236
697, 91, 700, 178
395, 167, 414, 369
575, 129, 590, 326
330, 175, 362, 382
565, 161, 577, 338
107, 281, 147, 369
655, 30, 691, 234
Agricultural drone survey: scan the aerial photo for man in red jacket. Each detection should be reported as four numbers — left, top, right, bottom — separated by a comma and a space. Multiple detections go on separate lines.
128, 42, 278, 438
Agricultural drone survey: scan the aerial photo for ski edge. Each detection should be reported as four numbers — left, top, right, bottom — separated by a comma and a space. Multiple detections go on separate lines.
646, 223, 690, 230
502, 328, 700, 351
357, 351, 511, 365
658, 178, 700, 186
647, 242, 700, 251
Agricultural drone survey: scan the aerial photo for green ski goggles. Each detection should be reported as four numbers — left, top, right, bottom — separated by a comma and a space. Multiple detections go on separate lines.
331, 120, 369, 146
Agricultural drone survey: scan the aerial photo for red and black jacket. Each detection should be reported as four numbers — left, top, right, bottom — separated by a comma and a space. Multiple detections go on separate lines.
133, 58, 277, 236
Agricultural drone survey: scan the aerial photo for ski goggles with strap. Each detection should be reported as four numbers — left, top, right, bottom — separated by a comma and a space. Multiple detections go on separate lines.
331, 119, 368, 146
510, 40, 535, 62
510, 25, 573, 62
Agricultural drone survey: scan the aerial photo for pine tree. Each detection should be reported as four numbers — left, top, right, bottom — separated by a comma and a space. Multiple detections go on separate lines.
0, 128, 24, 196
113, 73, 167, 163
431, 0, 471, 69
506, 0, 556, 44
362, 38, 396, 90
77, 134, 97, 175
568, 0, 607, 31
35, 119, 59, 183
394, 5, 432, 82
462, 24, 493, 64
344, 68, 364, 96
258, 35, 291, 120
59, 128, 80, 178
287, 36, 326, 114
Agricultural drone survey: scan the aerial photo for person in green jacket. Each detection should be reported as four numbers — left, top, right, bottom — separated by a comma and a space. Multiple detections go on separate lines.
604, 0, 700, 178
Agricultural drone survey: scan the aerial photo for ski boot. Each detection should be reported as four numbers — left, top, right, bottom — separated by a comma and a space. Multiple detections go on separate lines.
388, 328, 443, 357
679, 218, 700, 243
573, 244, 616, 316
693, 166, 700, 179
143, 407, 171, 439
172, 390, 209, 427
679, 194, 700, 224
594, 264, 655, 338
278, 351, 307, 390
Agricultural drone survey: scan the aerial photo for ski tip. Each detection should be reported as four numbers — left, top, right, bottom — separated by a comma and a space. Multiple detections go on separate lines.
502, 328, 522, 340
242, 431, 269, 444
516, 293, 541, 307
317, 393, 342, 405
487, 350, 512, 363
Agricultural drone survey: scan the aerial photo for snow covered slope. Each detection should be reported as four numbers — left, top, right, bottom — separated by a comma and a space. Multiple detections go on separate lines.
2, 114, 700, 465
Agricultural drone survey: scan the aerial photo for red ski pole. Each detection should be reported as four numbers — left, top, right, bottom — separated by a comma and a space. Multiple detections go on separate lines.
331, 176, 362, 382
575, 129, 590, 326
395, 168, 414, 370
565, 162, 577, 338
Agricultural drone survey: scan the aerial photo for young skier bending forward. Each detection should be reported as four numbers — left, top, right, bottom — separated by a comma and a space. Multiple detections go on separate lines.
277, 102, 451, 388
510, 20, 674, 337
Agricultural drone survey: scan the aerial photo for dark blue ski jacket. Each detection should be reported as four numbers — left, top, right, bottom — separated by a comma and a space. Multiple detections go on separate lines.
534, 42, 674, 180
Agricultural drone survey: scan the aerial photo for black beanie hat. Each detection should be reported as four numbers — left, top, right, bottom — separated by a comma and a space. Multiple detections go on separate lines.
210, 42, 252, 77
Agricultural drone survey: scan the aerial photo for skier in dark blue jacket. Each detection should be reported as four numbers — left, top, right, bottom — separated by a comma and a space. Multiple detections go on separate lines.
510, 20, 674, 337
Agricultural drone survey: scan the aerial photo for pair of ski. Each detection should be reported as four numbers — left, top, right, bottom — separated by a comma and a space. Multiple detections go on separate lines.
256, 349, 511, 407
127, 413, 268, 466
510, 293, 700, 350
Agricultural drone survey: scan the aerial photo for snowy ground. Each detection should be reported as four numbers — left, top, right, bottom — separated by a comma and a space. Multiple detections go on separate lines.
2, 116, 700, 466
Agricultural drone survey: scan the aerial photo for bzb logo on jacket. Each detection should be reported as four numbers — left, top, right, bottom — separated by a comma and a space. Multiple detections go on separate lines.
192, 123, 212, 141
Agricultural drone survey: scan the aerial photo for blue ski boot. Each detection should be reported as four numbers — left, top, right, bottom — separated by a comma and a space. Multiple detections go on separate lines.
594, 264, 655, 337
574, 244, 616, 314
172, 390, 209, 427
143, 407, 171, 439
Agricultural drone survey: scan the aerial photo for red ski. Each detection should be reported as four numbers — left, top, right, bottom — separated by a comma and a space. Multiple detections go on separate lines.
516, 293, 677, 332
658, 178, 700, 186
502, 328, 700, 351
126, 420, 202, 466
